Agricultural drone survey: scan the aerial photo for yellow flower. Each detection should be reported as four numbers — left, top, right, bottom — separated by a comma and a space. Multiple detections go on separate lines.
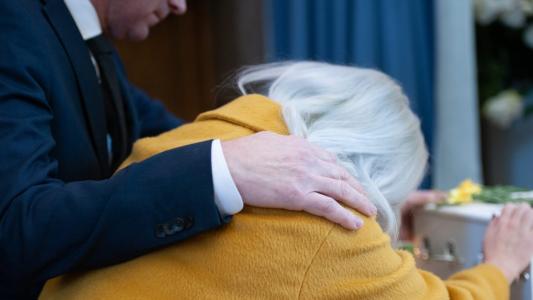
447, 179, 482, 204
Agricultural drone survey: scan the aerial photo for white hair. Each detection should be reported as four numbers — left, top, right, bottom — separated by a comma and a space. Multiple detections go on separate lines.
236, 61, 428, 238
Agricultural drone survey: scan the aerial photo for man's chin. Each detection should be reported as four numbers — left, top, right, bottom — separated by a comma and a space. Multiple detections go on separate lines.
109, 26, 149, 42
127, 27, 150, 41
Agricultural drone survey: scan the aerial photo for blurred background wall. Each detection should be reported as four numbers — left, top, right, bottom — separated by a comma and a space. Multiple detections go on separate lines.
113, 0, 533, 190
433, 0, 482, 189
114, 0, 266, 120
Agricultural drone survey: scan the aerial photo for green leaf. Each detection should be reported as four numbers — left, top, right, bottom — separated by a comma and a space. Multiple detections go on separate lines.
473, 185, 533, 204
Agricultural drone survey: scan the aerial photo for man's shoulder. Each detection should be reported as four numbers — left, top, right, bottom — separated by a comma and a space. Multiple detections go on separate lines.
0, 0, 51, 52
0, 0, 79, 84
0, 0, 42, 21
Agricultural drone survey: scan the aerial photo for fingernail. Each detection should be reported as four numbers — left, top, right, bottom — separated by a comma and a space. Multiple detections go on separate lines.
354, 218, 364, 229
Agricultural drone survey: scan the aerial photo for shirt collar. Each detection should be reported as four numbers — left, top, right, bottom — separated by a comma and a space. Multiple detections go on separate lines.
63, 0, 103, 40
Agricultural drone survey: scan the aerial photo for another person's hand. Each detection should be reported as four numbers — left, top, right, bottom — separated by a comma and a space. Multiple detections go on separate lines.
484, 203, 533, 283
400, 190, 447, 241
222, 131, 376, 230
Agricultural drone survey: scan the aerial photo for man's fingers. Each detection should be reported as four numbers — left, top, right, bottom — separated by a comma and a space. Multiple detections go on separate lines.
333, 166, 366, 195
293, 136, 367, 196
313, 176, 376, 216
304, 192, 364, 230
314, 160, 366, 195
301, 140, 337, 163
343, 171, 367, 196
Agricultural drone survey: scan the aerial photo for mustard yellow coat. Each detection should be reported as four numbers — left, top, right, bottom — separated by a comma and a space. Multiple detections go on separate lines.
41, 95, 509, 300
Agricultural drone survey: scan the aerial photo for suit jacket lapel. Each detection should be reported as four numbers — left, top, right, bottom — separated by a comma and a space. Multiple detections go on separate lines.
41, 0, 110, 176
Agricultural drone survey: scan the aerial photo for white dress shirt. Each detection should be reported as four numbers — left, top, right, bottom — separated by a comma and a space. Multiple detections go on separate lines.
63, 0, 243, 216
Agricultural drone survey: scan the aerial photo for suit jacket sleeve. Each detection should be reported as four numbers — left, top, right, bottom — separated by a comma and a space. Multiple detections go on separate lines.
0, 36, 227, 298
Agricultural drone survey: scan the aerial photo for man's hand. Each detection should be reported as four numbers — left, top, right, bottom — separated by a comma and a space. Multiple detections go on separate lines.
221, 132, 376, 230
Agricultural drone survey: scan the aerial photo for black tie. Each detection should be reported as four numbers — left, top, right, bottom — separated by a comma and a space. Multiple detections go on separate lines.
86, 35, 128, 170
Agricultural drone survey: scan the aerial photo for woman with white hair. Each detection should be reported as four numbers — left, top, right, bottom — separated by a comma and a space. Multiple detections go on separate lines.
41, 62, 533, 299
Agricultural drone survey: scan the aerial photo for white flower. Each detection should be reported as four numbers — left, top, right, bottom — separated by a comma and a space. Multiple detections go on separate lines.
520, 0, 533, 15
475, 0, 509, 25
475, 0, 532, 27
501, 6, 527, 28
483, 90, 524, 129
524, 24, 533, 48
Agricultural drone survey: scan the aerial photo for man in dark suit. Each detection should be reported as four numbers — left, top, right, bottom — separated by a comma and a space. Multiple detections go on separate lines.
0, 0, 375, 298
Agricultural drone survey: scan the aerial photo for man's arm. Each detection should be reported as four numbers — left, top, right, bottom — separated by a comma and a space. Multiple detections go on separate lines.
115, 55, 377, 229
0, 56, 226, 296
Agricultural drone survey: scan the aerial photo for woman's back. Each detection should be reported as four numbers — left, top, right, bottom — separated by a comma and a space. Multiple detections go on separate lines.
41, 95, 507, 300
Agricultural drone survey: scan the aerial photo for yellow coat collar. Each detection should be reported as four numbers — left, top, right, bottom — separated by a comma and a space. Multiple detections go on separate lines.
196, 94, 289, 135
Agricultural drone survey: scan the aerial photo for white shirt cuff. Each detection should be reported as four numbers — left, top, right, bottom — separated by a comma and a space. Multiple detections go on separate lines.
211, 139, 244, 216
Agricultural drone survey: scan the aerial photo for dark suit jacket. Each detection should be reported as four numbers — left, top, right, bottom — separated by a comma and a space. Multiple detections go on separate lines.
0, 0, 227, 298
